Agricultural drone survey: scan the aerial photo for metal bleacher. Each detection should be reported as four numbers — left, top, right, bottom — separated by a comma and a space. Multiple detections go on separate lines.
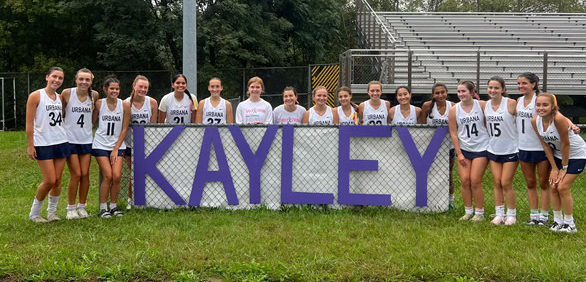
344, 0, 586, 113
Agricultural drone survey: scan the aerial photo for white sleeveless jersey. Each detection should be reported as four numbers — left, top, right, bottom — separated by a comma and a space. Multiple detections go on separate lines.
456, 100, 489, 152
93, 98, 126, 151
160, 92, 195, 124
64, 88, 93, 144
537, 116, 586, 160
202, 97, 227, 125
308, 106, 334, 125
273, 105, 305, 125
392, 105, 418, 126
485, 97, 518, 155
337, 106, 357, 125
427, 101, 452, 126
124, 96, 152, 148
362, 100, 388, 125
34, 89, 68, 146
516, 95, 542, 151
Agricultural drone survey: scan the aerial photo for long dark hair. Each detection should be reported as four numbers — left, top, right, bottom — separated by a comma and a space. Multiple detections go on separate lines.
102, 76, 120, 96
517, 72, 540, 94
428, 83, 447, 119
173, 74, 194, 103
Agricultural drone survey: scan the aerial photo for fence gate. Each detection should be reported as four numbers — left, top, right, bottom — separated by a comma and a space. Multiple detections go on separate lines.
309, 64, 340, 107
0, 77, 17, 131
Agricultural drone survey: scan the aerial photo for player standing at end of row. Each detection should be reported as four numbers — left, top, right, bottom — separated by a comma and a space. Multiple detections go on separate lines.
304, 86, 339, 125
336, 86, 359, 125
26, 67, 70, 223
449, 81, 489, 222
159, 74, 197, 124
359, 81, 390, 125
421, 83, 455, 208
533, 93, 586, 233
236, 76, 273, 125
61, 68, 99, 220
273, 86, 305, 125
196, 77, 233, 125
484, 77, 518, 225
124, 75, 157, 209
389, 86, 421, 126
92, 77, 130, 218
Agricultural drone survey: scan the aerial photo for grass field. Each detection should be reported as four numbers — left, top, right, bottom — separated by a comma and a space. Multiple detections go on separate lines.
1, 131, 586, 281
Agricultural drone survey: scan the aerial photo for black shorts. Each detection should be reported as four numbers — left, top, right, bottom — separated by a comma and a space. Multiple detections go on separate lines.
35, 142, 70, 160
554, 158, 586, 175
125, 147, 132, 157
92, 149, 125, 158
518, 150, 547, 164
68, 143, 92, 155
461, 150, 487, 160
487, 152, 519, 163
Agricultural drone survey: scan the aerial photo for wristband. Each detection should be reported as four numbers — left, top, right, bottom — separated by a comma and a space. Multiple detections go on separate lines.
561, 165, 568, 171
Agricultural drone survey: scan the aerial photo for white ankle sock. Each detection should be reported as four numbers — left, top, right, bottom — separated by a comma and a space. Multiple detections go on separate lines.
29, 198, 44, 219
47, 195, 60, 214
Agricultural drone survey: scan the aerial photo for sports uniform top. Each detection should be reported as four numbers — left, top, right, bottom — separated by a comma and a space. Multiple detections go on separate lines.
308, 106, 334, 125
124, 96, 152, 148
159, 92, 197, 124
536, 116, 586, 160
34, 89, 68, 146
202, 97, 228, 125
337, 106, 358, 125
485, 97, 518, 155
93, 98, 126, 151
362, 100, 388, 125
391, 105, 417, 126
456, 99, 489, 152
235, 99, 273, 125
273, 104, 305, 125
64, 88, 93, 144
516, 95, 542, 151
427, 101, 453, 126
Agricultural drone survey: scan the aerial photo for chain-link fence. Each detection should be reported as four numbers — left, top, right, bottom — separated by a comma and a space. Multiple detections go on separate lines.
131, 125, 451, 212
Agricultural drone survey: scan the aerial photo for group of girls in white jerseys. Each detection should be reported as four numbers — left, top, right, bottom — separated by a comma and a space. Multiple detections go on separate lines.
25, 67, 234, 222
446, 74, 585, 233
26, 69, 585, 233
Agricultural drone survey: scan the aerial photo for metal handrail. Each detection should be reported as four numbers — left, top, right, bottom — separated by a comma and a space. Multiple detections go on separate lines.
358, 0, 397, 43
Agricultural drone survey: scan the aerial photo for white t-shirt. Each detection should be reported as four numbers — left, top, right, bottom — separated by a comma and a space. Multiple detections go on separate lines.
235, 99, 273, 125
273, 105, 306, 125
337, 106, 357, 125
159, 92, 197, 124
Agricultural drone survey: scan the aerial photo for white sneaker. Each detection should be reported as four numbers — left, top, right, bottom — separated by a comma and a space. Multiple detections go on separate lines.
559, 224, 578, 234
504, 216, 517, 226
30, 216, 48, 223
459, 213, 474, 221
470, 214, 485, 222
491, 215, 505, 225
66, 209, 80, 220
77, 207, 89, 219
550, 222, 563, 232
47, 213, 61, 222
